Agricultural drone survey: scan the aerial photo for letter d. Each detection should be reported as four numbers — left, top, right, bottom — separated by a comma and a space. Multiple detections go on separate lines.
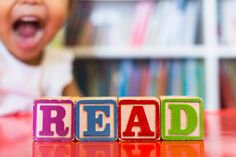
168, 104, 198, 135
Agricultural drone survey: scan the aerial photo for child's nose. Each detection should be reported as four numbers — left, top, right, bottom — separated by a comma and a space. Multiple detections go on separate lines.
19, 0, 42, 4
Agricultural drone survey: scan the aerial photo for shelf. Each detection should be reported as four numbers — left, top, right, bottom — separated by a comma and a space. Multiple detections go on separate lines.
47, 45, 236, 59
218, 46, 236, 58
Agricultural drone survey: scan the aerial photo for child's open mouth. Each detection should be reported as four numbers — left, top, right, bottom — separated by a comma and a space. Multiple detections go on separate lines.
11, 8, 47, 51
13, 16, 42, 39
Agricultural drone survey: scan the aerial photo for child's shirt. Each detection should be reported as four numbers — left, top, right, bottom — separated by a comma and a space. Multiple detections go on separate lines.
0, 42, 74, 116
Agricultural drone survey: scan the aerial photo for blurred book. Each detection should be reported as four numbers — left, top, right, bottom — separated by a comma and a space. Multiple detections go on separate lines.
220, 60, 236, 108
220, 0, 236, 45
63, 0, 200, 48
130, 1, 155, 46
65, 1, 93, 46
73, 59, 205, 99
167, 60, 183, 95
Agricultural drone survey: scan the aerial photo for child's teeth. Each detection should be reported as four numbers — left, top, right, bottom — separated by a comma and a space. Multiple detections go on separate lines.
21, 16, 38, 22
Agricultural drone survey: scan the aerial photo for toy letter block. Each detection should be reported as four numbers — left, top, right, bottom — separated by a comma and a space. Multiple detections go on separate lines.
161, 96, 204, 140
118, 97, 160, 141
76, 97, 118, 141
33, 99, 75, 141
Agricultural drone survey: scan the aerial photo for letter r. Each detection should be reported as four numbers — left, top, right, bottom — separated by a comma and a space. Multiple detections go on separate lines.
39, 106, 69, 136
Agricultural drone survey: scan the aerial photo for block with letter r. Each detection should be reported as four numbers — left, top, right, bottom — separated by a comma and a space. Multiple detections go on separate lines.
33, 99, 75, 141
160, 96, 204, 140
75, 97, 118, 141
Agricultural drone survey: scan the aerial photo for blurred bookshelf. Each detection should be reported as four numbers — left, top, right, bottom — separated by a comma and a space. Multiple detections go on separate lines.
218, 0, 236, 109
47, 0, 236, 110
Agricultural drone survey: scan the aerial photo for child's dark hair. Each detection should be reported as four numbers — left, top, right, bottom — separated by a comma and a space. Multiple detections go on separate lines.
69, 0, 74, 8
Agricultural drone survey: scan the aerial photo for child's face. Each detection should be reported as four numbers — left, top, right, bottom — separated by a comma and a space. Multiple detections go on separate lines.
0, 0, 69, 64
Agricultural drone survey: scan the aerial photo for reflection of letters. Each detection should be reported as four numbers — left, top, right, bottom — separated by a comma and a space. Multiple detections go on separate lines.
162, 141, 204, 157
167, 145, 198, 157
82, 145, 110, 157
122, 143, 157, 157
33, 141, 204, 157
38, 146, 70, 157
75, 143, 117, 157
34, 143, 72, 157
38, 146, 53, 157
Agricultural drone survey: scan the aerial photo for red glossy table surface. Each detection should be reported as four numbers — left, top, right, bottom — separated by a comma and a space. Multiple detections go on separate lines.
0, 109, 236, 157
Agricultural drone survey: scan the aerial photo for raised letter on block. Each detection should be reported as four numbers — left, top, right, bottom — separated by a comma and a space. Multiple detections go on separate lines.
33, 99, 75, 141
118, 97, 160, 141
161, 96, 204, 140
76, 97, 118, 141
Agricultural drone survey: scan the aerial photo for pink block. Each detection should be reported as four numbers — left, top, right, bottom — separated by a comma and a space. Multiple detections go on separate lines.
33, 99, 75, 141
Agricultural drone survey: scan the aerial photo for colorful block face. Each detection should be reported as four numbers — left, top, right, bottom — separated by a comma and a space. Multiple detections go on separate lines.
118, 97, 160, 140
33, 99, 75, 141
76, 97, 118, 141
161, 96, 204, 140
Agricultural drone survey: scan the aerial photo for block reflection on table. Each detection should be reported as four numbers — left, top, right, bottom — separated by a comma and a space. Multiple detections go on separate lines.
32, 141, 204, 157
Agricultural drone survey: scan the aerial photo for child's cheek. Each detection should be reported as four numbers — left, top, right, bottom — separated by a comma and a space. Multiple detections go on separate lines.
45, 3, 68, 42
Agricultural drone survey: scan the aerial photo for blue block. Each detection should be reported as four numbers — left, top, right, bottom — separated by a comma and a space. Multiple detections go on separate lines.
76, 97, 118, 141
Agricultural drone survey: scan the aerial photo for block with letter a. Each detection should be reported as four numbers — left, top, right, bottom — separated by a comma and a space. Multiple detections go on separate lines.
118, 97, 160, 141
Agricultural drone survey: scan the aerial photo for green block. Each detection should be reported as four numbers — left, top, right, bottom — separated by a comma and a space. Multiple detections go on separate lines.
161, 96, 204, 140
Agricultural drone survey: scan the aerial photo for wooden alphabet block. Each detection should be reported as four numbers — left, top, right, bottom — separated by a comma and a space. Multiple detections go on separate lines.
118, 97, 160, 141
75, 97, 118, 141
160, 96, 204, 140
33, 99, 75, 141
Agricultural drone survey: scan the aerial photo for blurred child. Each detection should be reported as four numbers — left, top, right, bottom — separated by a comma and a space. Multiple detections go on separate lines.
0, 0, 81, 115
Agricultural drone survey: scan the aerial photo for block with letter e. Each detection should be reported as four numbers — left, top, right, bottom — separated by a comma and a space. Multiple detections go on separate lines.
118, 97, 160, 141
160, 96, 204, 140
75, 97, 118, 141
33, 99, 75, 141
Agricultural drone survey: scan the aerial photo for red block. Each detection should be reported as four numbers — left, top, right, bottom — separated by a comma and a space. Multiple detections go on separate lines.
118, 97, 160, 141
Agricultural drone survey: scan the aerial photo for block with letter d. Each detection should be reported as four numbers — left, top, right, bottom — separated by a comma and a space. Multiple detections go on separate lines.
118, 97, 160, 141
160, 96, 204, 140
75, 97, 118, 141
33, 99, 75, 141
